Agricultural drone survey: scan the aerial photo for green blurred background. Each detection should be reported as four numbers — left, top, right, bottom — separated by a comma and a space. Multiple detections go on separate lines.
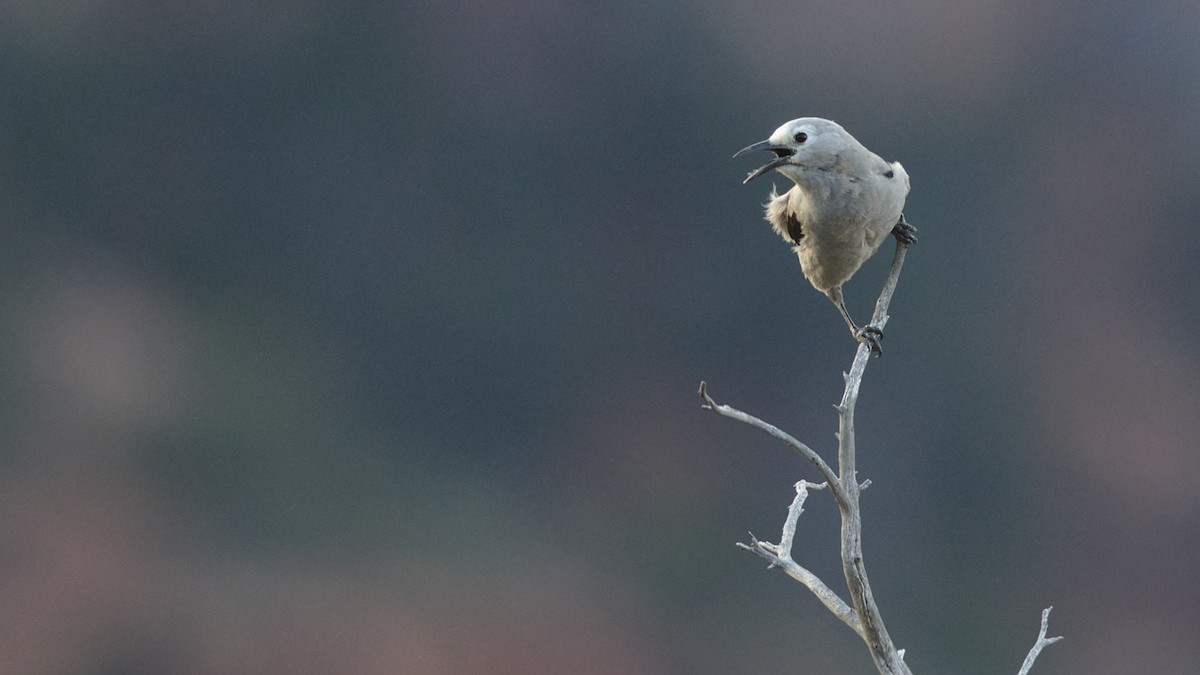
2, 1, 1199, 673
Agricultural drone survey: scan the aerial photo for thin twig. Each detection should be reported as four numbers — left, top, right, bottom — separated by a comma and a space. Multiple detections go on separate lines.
698, 381, 847, 508
778, 480, 825, 558
736, 481, 862, 633
739, 538, 862, 633
1017, 607, 1063, 675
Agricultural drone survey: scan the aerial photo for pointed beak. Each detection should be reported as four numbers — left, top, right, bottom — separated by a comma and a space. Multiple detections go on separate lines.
733, 140, 794, 184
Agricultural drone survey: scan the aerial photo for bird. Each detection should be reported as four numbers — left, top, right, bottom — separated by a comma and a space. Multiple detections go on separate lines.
734, 117, 915, 356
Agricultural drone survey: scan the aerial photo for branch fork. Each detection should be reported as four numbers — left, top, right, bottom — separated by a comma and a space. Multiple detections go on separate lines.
700, 235, 1061, 674
1018, 607, 1063, 675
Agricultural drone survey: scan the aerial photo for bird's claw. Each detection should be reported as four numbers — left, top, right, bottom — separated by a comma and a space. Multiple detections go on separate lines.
892, 215, 917, 245
855, 325, 884, 357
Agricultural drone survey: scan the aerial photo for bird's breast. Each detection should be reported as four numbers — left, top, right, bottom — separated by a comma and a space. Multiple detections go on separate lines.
788, 177, 905, 291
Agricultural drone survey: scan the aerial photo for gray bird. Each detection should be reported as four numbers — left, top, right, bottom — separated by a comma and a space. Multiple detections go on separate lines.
735, 118, 915, 356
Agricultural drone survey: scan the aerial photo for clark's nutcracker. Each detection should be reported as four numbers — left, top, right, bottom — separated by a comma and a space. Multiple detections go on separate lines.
735, 118, 915, 356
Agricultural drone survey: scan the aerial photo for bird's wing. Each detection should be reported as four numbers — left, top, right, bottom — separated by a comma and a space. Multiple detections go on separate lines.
783, 209, 804, 243
766, 186, 804, 245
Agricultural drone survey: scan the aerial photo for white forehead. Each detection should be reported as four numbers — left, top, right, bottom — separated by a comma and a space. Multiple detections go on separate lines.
769, 117, 847, 143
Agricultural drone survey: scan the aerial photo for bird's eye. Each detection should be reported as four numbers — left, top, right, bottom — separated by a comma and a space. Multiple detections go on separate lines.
794, 132, 808, 143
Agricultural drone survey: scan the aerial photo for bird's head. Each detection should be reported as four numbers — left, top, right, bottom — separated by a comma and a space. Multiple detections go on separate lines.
734, 118, 859, 184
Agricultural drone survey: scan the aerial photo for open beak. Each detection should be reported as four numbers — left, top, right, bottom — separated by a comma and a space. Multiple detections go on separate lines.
733, 140, 794, 184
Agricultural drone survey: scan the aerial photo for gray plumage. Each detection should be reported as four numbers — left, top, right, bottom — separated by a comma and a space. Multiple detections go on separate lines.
735, 118, 913, 355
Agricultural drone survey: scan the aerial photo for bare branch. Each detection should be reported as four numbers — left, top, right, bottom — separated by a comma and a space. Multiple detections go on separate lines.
704, 228, 1061, 673
778, 481, 826, 558
832, 238, 913, 675
1017, 607, 1063, 675
698, 381, 847, 507
702, 237, 913, 673
736, 481, 861, 634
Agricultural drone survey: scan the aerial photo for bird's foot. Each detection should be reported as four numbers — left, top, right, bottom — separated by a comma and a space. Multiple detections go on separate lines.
855, 325, 884, 357
892, 215, 917, 245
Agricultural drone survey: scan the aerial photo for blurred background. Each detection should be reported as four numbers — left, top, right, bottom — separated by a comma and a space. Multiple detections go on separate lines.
1, 0, 1198, 672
